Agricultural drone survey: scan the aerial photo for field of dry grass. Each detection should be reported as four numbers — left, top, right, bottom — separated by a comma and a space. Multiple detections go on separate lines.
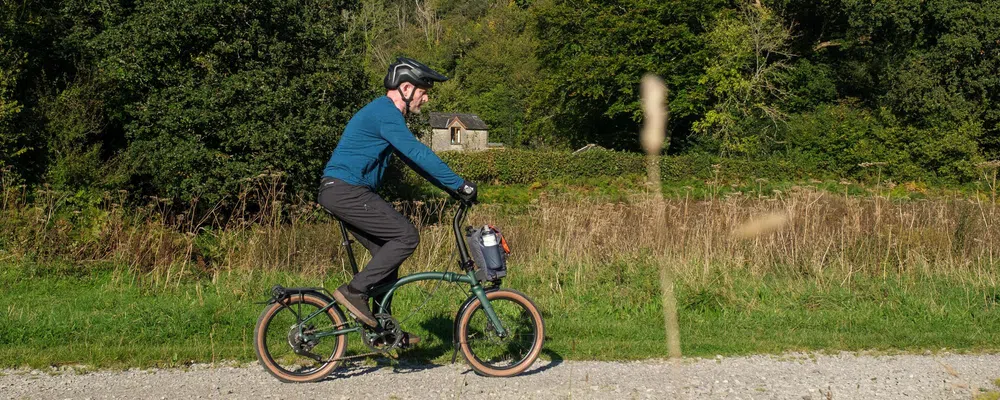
3, 178, 998, 287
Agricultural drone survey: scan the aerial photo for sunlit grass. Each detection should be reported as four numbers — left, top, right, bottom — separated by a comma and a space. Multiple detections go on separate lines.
2, 259, 998, 369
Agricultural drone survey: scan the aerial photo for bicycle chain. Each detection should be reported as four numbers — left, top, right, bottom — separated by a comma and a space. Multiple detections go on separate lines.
328, 350, 398, 362
303, 318, 400, 363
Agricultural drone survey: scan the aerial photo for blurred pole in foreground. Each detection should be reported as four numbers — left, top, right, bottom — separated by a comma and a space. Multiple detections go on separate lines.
641, 74, 681, 359
641, 75, 667, 198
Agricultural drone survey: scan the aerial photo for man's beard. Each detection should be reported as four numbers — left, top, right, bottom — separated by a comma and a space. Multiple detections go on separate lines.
403, 108, 423, 125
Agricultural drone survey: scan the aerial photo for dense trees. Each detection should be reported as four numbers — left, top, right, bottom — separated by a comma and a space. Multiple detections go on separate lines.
1, 0, 998, 204
2, 0, 369, 202
371, 0, 996, 181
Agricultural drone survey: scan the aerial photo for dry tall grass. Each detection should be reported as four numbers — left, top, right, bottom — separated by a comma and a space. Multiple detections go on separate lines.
501, 189, 999, 286
2, 174, 998, 288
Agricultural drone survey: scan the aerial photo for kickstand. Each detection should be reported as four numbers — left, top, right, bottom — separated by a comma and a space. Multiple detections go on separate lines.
450, 341, 459, 364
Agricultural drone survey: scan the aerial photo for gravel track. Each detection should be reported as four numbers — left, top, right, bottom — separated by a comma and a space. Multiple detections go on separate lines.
2, 353, 998, 399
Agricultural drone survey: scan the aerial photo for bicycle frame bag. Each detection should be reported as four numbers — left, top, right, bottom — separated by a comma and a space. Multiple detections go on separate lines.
465, 225, 510, 281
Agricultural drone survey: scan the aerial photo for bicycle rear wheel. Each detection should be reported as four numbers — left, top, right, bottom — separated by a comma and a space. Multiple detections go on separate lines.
457, 289, 545, 377
253, 293, 348, 382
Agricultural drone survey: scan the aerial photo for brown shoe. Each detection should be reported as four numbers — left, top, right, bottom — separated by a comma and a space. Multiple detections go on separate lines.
401, 331, 420, 347
374, 331, 421, 348
333, 285, 377, 327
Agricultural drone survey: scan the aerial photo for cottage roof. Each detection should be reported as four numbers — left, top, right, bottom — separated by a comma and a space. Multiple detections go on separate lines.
429, 112, 489, 130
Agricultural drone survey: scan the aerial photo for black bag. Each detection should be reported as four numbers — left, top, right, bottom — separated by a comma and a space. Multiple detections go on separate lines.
466, 225, 509, 281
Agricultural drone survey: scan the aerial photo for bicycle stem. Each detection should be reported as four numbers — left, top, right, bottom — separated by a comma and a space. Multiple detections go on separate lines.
453, 201, 473, 270
451, 201, 507, 337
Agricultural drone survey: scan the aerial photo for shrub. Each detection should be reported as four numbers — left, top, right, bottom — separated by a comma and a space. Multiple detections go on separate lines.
784, 104, 982, 184
389, 148, 815, 190
92, 0, 369, 204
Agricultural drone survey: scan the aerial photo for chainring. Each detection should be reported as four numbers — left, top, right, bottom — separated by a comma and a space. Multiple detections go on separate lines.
361, 313, 403, 353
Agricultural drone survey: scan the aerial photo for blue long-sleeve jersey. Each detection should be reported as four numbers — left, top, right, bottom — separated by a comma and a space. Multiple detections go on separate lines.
322, 96, 463, 191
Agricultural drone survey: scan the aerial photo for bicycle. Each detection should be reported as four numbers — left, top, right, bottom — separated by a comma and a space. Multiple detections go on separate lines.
252, 200, 545, 382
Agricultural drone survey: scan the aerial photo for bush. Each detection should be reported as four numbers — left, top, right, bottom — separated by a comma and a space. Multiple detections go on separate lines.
784, 104, 982, 184
388, 148, 815, 190
86, 0, 368, 204
437, 149, 642, 184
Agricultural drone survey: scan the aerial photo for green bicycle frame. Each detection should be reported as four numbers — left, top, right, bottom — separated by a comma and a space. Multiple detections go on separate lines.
373, 270, 507, 337
300, 201, 507, 342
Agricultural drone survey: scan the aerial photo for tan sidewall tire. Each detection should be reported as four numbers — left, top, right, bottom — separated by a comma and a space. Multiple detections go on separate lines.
253, 294, 347, 383
458, 289, 545, 377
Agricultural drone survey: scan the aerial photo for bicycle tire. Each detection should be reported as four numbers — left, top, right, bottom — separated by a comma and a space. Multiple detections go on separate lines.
253, 293, 348, 383
456, 289, 545, 377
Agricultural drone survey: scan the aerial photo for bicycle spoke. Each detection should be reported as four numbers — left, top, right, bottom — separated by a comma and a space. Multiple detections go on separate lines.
464, 296, 538, 370
259, 298, 346, 378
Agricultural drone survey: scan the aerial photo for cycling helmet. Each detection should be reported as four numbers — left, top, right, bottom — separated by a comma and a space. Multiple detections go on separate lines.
384, 57, 449, 90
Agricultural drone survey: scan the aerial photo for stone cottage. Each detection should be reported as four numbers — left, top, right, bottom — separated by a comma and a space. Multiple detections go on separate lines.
426, 112, 499, 152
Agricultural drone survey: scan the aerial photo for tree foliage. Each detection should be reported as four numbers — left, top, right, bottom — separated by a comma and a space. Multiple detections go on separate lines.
530, 0, 725, 150
2, 0, 369, 203
2, 0, 998, 205
349, 0, 543, 147
693, 2, 794, 156
780, 0, 1000, 158
0, 37, 27, 173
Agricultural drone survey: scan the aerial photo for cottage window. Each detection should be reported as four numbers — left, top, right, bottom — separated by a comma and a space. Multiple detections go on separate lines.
450, 126, 462, 144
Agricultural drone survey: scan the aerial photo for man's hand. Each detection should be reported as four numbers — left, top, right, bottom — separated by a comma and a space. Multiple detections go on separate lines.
456, 181, 478, 203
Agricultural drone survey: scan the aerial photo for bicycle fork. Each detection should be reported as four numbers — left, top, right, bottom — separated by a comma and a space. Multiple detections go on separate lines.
471, 285, 507, 337
450, 284, 507, 363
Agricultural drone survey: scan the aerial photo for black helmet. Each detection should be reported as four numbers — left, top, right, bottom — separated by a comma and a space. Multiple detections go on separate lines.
384, 57, 448, 90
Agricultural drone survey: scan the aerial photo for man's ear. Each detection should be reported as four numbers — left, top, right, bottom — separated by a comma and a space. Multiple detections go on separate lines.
398, 82, 414, 95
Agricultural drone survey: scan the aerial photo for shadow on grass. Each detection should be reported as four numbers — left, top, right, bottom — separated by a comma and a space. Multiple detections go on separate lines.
322, 315, 454, 380
405, 315, 456, 363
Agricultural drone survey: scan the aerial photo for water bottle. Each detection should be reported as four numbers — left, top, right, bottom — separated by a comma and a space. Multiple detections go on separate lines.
480, 225, 503, 277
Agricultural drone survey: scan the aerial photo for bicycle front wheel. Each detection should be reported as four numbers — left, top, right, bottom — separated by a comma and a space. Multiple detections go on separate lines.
457, 289, 545, 377
253, 293, 348, 383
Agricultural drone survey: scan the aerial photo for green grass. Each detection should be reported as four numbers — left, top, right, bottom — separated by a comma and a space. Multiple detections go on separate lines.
976, 392, 1000, 400
1, 260, 998, 369
984, 380, 1000, 400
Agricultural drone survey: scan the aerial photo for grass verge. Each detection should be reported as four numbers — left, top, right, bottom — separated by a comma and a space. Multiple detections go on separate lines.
2, 260, 997, 369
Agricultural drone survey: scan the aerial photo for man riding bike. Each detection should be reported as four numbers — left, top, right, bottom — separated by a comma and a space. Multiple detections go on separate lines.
318, 57, 478, 346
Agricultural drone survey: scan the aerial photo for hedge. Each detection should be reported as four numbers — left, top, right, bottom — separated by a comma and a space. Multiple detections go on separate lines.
403, 149, 818, 185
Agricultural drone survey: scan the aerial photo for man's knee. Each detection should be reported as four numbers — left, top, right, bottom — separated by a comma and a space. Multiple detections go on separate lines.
399, 225, 420, 251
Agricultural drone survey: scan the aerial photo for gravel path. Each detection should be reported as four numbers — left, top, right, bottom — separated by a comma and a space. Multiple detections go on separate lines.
2, 353, 998, 399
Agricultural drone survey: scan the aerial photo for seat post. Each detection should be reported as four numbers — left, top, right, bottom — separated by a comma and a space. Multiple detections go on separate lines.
337, 219, 360, 275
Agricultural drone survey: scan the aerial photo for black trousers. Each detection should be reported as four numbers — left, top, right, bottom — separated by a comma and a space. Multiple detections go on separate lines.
317, 178, 419, 298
